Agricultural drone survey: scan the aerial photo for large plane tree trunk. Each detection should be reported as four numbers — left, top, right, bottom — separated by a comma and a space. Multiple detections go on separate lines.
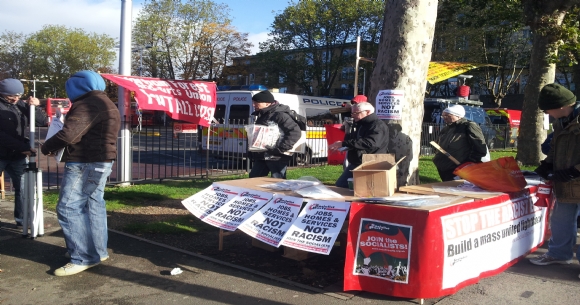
518, 0, 577, 165
368, 0, 438, 186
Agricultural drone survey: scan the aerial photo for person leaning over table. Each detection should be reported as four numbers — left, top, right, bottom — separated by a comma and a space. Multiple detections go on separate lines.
0, 78, 48, 227
432, 104, 487, 182
248, 90, 301, 179
329, 101, 389, 188
41, 70, 121, 276
529, 83, 580, 274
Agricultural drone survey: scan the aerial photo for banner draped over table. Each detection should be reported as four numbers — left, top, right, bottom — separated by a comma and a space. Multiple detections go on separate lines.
101, 74, 216, 127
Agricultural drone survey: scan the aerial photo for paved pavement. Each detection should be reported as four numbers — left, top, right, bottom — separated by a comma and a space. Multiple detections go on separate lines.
1, 197, 580, 305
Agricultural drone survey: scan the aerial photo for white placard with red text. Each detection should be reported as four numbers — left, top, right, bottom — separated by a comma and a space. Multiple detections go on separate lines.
202, 189, 274, 231
280, 200, 350, 255
238, 194, 303, 247
440, 194, 546, 288
181, 183, 243, 220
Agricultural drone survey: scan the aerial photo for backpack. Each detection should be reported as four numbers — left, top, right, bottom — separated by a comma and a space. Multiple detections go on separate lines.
289, 110, 307, 131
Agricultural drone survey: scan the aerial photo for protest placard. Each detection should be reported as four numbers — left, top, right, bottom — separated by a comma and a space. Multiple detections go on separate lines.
280, 200, 350, 255
202, 189, 274, 231
351, 219, 412, 283
375, 89, 403, 120
181, 183, 243, 220
238, 194, 303, 247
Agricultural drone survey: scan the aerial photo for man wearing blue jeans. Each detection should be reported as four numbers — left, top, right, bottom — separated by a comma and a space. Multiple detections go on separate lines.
530, 83, 580, 279
41, 71, 120, 276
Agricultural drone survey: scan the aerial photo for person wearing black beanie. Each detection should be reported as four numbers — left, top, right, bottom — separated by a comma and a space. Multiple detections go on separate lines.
0, 78, 48, 227
530, 83, 580, 278
249, 90, 301, 179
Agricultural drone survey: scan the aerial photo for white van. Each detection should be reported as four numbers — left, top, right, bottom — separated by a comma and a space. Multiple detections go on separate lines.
201, 90, 350, 164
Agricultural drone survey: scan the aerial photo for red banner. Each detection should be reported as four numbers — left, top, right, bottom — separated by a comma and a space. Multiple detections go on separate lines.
101, 74, 216, 127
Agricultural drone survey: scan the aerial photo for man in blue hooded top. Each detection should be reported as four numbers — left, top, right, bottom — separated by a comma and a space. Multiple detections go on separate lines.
41, 71, 120, 276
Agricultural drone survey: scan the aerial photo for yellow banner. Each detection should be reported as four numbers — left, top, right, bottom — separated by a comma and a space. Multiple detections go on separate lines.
427, 62, 499, 84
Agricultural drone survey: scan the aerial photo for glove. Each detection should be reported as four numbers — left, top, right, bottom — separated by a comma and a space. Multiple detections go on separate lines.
534, 161, 553, 180
551, 166, 580, 183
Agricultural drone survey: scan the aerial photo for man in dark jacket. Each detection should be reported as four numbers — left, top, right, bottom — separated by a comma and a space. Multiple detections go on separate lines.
248, 90, 301, 179
432, 104, 487, 181
41, 71, 120, 276
329, 102, 389, 188
0, 78, 48, 226
529, 83, 580, 271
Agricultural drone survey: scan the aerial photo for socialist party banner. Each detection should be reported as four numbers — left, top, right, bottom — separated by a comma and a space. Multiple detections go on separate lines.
181, 183, 243, 220
100, 74, 216, 127
202, 189, 274, 231
238, 194, 303, 247
351, 219, 412, 284
280, 200, 350, 255
440, 193, 545, 289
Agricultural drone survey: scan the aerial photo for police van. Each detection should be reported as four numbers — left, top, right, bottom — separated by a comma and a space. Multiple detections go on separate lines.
201, 90, 350, 164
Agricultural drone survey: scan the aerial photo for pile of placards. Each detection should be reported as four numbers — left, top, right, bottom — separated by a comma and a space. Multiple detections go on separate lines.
182, 183, 350, 255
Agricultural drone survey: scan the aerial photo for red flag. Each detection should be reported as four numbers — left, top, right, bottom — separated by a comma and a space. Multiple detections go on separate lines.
101, 74, 216, 127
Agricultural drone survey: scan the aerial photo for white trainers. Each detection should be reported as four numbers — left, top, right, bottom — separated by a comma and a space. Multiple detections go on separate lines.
54, 262, 99, 276
65, 252, 108, 261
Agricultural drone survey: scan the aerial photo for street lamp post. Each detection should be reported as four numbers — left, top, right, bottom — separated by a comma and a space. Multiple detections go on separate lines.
132, 45, 152, 76
359, 67, 366, 96
20, 77, 48, 98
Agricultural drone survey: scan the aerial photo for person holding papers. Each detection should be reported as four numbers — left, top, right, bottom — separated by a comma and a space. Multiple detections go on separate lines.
249, 90, 301, 179
329, 102, 389, 188
0, 78, 48, 227
41, 71, 120, 276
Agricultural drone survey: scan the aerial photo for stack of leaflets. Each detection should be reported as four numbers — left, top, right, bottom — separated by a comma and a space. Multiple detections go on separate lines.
245, 124, 280, 151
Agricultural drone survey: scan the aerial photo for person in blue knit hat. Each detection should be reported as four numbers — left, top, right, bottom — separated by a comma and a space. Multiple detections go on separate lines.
41, 71, 120, 276
0, 78, 48, 227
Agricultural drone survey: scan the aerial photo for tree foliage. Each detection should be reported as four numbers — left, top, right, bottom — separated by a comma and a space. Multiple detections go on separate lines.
257, 0, 384, 96
133, 0, 252, 81
0, 25, 116, 98
432, 0, 530, 106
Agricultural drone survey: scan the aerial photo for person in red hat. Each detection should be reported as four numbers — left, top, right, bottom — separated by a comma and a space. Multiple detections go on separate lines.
351, 95, 368, 104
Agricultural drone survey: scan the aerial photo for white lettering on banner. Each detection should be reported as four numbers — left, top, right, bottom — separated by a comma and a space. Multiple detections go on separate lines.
138, 89, 174, 112
440, 194, 546, 289
194, 104, 215, 121
443, 196, 538, 239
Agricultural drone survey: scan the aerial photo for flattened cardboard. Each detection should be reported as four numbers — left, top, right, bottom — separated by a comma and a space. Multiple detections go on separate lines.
399, 180, 504, 200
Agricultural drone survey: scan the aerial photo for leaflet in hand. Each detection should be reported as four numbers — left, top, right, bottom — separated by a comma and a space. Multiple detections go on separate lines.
45, 109, 65, 162
244, 124, 281, 151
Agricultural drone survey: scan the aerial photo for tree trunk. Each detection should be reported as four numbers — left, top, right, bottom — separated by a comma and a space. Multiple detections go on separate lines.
517, 3, 568, 165
368, 0, 438, 186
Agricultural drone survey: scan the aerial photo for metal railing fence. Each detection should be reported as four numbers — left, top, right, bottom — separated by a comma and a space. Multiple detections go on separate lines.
2, 122, 517, 191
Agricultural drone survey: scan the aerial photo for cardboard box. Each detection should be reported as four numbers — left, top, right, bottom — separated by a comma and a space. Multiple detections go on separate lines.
352, 154, 404, 197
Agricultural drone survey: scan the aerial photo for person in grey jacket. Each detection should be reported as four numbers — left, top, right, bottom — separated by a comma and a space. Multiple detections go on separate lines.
41, 71, 120, 276
0, 78, 48, 227
329, 102, 389, 188
432, 104, 487, 181
529, 83, 580, 272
